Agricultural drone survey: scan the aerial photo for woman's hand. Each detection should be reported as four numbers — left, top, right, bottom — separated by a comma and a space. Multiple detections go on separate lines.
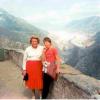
55, 54, 61, 74
22, 70, 26, 76
56, 68, 60, 74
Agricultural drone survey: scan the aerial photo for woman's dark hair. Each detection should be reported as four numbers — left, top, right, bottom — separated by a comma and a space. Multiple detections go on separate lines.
30, 36, 40, 44
43, 37, 51, 43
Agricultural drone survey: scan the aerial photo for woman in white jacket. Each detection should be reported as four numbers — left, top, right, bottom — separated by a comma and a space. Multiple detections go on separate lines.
22, 36, 43, 99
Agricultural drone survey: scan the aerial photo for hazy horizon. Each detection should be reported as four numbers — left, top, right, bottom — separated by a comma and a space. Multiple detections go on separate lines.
0, 0, 100, 35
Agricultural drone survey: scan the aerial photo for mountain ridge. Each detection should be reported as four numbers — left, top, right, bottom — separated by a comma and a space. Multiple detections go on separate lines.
0, 8, 48, 43
66, 16, 100, 34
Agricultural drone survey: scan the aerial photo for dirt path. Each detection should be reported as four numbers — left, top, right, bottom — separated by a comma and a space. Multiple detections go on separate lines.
0, 60, 33, 99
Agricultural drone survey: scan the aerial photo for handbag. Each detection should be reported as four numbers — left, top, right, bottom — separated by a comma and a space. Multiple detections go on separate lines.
47, 62, 57, 80
23, 73, 28, 81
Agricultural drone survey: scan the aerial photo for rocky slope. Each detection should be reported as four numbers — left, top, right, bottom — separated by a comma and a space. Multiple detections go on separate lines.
0, 8, 48, 44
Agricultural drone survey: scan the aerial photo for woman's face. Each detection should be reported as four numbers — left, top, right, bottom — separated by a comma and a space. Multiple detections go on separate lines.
31, 38, 38, 48
44, 41, 51, 49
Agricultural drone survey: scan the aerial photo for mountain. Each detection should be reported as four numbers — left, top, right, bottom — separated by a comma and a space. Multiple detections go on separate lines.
54, 16, 100, 80
0, 8, 48, 43
66, 16, 100, 34
75, 32, 100, 79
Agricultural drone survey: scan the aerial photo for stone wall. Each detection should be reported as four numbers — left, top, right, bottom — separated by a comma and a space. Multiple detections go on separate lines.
4, 48, 24, 69
4, 48, 100, 99
49, 71, 100, 99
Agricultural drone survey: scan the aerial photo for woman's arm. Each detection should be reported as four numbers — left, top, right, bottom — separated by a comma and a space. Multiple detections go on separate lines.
41, 48, 46, 62
55, 54, 61, 73
22, 50, 27, 75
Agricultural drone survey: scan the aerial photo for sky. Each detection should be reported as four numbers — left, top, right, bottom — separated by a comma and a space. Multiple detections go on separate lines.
0, 0, 100, 34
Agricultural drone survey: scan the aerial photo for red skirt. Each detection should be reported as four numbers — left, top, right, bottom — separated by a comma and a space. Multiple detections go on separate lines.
25, 60, 43, 89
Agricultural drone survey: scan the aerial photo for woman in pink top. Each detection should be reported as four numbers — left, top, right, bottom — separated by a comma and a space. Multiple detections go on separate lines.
42, 37, 61, 99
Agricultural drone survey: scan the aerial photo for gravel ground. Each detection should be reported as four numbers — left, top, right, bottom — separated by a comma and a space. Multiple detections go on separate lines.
0, 60, 33, 99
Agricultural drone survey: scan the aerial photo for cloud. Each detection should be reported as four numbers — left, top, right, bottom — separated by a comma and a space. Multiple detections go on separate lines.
22, 10, 71, 34
23, 13, 45, 23
68, 3, 82, 14
19, 0, 100, 33
24, 10, 70, 24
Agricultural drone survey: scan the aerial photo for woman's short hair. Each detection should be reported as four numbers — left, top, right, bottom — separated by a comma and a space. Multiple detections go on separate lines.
43, 37, 51, 43
30, 35, 40, 44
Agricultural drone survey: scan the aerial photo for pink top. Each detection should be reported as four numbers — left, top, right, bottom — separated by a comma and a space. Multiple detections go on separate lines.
44, 48, 58, 62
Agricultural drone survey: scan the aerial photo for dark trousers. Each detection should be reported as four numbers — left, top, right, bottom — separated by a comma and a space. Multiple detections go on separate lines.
42, 73, 54, 99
